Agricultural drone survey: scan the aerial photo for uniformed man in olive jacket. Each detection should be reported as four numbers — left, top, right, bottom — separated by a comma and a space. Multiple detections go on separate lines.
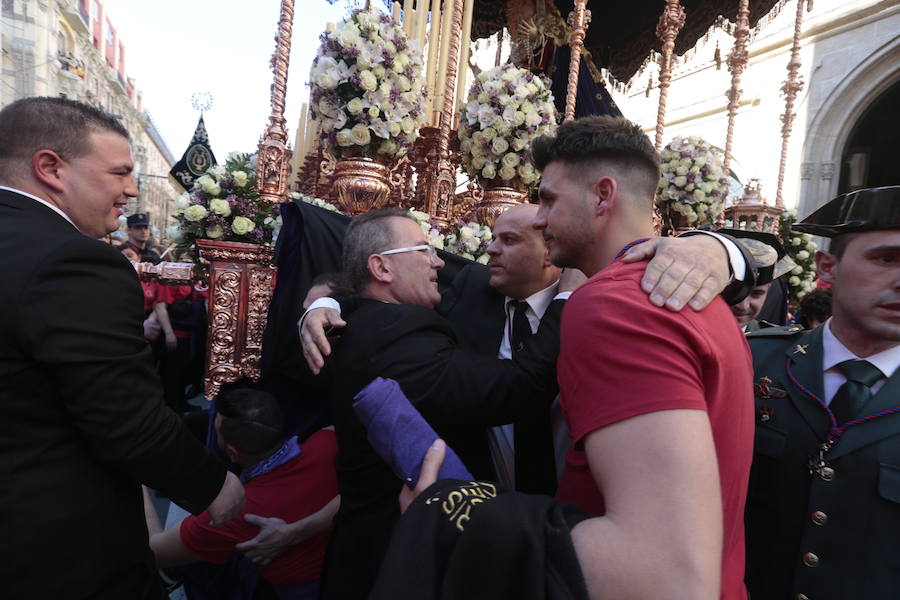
717, 229, 795, 333
745, 186, 900, 600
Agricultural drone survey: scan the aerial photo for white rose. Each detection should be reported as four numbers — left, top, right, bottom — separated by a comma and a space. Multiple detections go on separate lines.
511, 138, 527, 151
796, 250, 809, 260
197, 175, 220, 196
472, 156, 487, 170
499, 166, 517, 180
183, 205, 208, 222
315, 70, 339, 90
347, 98, 365, 115
350, 123, 371, 145
400, 116, 416, 134
513, 111, 526, 126
388, 121, 402, 137
205, 225, 224, 239
373, 64, 386, 78
368, 106, 380, 119
359, 70, 378, 91
491, 137, 509, 154
174, 193, 191, 211
482, 164, 497, 179
792, 266, 804, 275
524, 111, 541, 127
166, 224, 183, 241
501, 153, 520, 168
336, 128, 355, 146
791, 237, 801, 245
476, 253, 490, 265
789, 276, 801, 286
231, 216, 256, 236
482, 127, 497, 141
459, 226, 475, 240
673, 176, 687, 187
232, 171, 248, 187
209, 198, 232, 217
692, 189, 706, 202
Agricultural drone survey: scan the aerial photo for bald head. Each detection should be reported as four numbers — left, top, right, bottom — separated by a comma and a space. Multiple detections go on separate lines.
486, 203, 561, 300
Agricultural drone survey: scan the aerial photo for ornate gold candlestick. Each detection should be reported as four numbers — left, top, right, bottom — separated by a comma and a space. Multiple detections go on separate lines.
775, 0, 808, 207
564, 1, 590, 121
654, 0, 686, 152
722, 0, 750, 176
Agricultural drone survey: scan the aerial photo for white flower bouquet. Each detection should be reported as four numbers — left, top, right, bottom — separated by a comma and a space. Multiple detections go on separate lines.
779, 209, 818, 303
293, 192, 343, 214
657, 136, 730, 228
170, 152, 281, 247
309, 8, 428, 161
408, 209, 492, 264
458, 63, 556, 189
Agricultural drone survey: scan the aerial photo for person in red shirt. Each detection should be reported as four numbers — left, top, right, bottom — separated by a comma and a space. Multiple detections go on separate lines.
530, 116, 754, 600
144, 387, 338, 599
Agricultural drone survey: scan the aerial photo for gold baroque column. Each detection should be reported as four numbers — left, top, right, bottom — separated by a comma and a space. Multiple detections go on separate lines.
564, 1, 590, 121
198, 241, 276, 401
256, 0, 295, 206
775, 0, 808, 207
722, 0, 750, 176
654, 0, 686, 152
424, 0, 464, 230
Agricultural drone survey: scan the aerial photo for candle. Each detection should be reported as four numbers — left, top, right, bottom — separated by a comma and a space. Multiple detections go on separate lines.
402, 0, 413, 34
325, 22, 335, 33
392, 1, 401, 22
297, 102, 309, 158
455, 0, 475, 111
416, 2, 428, 47
424, 0, 442, 111
433, 0, 455, 122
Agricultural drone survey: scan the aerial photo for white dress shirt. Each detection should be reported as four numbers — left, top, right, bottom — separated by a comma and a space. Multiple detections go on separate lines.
488, 282, 571, 490
821, 318, 900, 404
0, 185, 78, 231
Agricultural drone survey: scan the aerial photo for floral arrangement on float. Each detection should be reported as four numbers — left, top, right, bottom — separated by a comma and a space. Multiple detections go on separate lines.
169, 152, 282, 248
309, 8, 427, 162
408, 209, 493, 264
779, 209, 818, 303
458, 63, 554, 191
656, 136, 730, 230
293, 191, 343, 214
308, 7, 428, 215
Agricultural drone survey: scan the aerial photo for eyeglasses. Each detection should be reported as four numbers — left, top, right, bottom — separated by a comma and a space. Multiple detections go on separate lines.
380, 244, 439, 262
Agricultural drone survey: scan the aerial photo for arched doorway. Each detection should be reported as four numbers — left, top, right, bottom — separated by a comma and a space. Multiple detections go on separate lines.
798, 36, 900, 216
838, 81, 900, 194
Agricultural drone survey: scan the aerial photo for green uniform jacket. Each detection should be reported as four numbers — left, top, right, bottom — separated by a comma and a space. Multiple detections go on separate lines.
745, 325, 900, 600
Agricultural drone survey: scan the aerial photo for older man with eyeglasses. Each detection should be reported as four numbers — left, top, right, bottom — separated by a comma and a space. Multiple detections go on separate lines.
319, 207, 568, 600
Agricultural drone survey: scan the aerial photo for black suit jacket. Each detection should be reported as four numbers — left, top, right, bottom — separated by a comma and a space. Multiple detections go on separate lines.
0, 190, 227, 599
434, 264, 509, 479
323, 298, 562, 600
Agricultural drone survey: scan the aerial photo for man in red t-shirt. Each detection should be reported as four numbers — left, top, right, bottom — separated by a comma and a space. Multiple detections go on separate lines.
143, 388, 338, 598
531, 117, 754, 600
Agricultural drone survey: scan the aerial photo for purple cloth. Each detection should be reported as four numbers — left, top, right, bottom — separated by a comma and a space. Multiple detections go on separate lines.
353, 377, 473, 487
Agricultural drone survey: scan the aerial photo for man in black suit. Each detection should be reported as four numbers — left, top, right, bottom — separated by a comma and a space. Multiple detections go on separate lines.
321, 207, 566, 599
0, 97, 244, 600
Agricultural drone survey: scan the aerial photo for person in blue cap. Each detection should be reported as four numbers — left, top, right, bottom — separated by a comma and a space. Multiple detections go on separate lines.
127, 211, 162, 264
745, 186, 900, 600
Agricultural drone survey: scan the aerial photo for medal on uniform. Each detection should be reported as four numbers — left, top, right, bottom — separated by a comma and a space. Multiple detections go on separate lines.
755, 376, 787, 399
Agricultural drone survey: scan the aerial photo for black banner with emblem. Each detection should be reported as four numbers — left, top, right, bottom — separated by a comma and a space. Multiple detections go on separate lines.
168, 115, 217, 192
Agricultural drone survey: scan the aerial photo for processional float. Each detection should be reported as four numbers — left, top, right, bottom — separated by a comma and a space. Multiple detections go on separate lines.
142, 0, 812, 397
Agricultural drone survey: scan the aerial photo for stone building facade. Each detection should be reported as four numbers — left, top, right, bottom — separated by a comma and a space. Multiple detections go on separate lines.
1, 0, 177, 241
613, 0, 899, 216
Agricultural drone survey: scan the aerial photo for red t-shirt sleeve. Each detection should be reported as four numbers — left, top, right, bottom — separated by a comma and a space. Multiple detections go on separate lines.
154, 284, 191, 305
559, 270, 710, 444
179, 510, 255, 564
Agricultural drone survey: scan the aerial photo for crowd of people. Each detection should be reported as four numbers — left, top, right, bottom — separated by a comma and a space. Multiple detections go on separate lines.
1, 95, 895, 600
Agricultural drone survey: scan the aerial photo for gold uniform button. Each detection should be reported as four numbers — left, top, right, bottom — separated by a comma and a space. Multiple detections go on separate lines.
820, 467, 835, 481
811, 511, 828, 526
802, 552, 820, 568
796, 594, 809, 600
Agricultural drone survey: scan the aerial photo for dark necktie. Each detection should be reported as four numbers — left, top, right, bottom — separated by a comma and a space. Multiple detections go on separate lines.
510, 301, 558, 495
830, 359, 883, 424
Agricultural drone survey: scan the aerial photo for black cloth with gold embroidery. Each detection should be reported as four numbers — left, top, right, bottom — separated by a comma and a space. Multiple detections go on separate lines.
169, 115, 217, 192
371, 478, 590, 600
